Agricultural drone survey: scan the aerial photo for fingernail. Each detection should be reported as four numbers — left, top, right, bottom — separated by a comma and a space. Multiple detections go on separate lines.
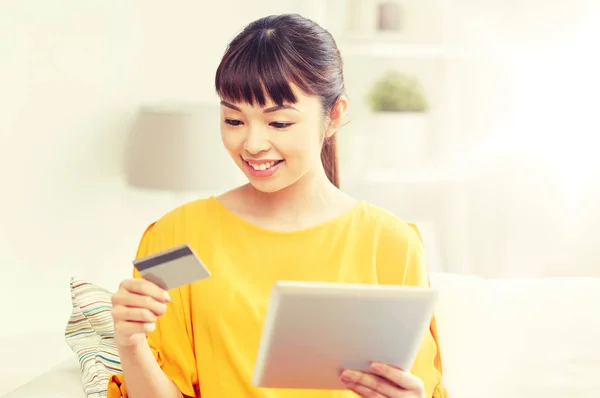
370, 362, 383, 372
164, 291, 171, 302
340, 370, 355, 382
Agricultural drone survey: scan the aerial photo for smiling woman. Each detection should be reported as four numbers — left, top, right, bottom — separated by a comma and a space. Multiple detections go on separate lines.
107, 13, 448, 398
215, 14, 345, 191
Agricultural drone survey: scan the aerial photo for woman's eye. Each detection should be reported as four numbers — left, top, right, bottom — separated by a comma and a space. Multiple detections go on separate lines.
271, 122, 293, 129
224, 119, 243, 126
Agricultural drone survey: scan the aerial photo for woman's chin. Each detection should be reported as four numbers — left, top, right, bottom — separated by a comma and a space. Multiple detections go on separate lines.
247, 178, 289, 194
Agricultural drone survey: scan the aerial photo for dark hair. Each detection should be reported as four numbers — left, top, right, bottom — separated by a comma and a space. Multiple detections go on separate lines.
215, 14, 345, 188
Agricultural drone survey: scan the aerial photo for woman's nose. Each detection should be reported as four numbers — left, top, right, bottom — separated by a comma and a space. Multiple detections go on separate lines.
244, 126, 270, 155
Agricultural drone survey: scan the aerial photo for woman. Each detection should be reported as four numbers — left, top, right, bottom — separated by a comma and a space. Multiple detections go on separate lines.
108, 14, 447, 398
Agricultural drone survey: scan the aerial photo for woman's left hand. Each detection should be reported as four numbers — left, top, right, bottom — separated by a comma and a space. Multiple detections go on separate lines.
339, 362, 425, 398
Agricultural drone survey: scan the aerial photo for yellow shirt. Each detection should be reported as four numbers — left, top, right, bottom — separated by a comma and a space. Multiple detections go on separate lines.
108, 197, 447, 398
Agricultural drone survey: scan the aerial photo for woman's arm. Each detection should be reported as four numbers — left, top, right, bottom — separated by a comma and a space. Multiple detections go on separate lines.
376, 221, 448, 397
108, 221, 199, 398
118, 341, 184, 398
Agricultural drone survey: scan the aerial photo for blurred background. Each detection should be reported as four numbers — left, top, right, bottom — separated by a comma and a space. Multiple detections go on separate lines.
1, 0, 599, 340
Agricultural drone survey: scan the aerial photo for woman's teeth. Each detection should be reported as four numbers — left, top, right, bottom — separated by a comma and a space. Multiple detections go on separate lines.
249, 161, 277, 171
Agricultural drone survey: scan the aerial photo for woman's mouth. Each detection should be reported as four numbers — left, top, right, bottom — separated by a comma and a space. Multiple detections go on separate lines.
243, 158, 284, 178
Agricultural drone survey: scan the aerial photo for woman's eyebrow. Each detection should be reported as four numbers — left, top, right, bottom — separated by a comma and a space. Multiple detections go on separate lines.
263, 104, 299, 113
220, 101, 241, 111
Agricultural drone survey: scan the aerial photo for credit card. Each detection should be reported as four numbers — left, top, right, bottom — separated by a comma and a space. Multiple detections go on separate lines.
133, 244, 211, 291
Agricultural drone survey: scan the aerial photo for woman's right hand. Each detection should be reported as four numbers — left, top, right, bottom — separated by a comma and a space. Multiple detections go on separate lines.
110, 279, 171, 347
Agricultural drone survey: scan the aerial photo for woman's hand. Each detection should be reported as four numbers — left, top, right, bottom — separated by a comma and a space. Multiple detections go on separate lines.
110, 278, 171, 347
340, 362, 426, 398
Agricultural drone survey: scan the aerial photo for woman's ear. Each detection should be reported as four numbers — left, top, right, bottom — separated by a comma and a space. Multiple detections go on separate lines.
325, 95, 348, 138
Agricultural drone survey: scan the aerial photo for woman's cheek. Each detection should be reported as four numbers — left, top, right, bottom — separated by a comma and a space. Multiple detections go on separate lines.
220, 128, 243, 155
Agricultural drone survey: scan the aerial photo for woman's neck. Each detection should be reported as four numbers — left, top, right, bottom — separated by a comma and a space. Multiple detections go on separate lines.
250, 167, 335, 212
237, 167, 355, 231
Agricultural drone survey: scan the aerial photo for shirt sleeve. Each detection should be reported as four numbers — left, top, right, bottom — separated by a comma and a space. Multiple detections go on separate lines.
107, 223, 198, 398
377, 222, 448, 398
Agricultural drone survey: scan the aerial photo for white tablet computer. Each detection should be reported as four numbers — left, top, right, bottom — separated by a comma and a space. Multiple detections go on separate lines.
252, 281, 440, 390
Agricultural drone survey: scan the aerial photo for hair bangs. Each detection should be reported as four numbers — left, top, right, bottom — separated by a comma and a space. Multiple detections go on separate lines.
215, 32, 311, 107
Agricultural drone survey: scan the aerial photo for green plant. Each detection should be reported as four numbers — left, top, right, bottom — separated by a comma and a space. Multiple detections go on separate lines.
366, 71, 429, 112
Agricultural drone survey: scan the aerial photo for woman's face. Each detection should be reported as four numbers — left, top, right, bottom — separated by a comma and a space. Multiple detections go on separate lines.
220, 85, 328, 193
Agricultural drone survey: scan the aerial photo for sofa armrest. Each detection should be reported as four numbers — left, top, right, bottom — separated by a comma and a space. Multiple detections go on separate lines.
0, 332, 77, 396
4, 357, 84, 398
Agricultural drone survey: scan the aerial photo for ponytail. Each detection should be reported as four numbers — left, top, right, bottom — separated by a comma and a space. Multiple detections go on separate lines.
321, 134, 340, 188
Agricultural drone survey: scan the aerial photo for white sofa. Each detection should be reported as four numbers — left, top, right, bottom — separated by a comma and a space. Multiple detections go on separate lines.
4, 272, 600, 398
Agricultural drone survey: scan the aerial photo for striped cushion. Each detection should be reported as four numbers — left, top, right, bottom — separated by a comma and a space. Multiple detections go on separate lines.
65, 278, 121, 398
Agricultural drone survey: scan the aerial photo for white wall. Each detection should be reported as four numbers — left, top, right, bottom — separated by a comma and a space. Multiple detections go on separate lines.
447, 0, 600, 277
